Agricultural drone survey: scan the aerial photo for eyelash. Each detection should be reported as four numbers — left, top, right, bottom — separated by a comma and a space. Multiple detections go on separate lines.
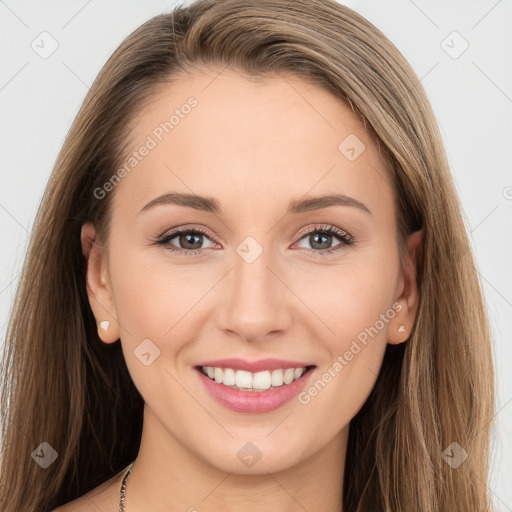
153, 223, 354, 257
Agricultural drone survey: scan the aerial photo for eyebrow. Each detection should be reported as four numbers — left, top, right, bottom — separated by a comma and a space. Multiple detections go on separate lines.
138, 192, 371, 216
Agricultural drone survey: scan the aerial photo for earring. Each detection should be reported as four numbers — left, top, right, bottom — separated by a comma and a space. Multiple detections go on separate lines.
397, 324, 406, 333
98, 320, 110, 332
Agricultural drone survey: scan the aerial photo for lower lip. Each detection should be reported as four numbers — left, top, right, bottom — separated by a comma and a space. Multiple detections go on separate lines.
195, 367, 316, 413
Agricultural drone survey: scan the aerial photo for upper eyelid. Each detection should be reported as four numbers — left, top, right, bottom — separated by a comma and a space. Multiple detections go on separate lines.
161, 225, 216, 242
295, 223, 351, 240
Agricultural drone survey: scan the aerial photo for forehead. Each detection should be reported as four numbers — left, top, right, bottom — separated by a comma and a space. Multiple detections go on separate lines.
112, 68, 394, 222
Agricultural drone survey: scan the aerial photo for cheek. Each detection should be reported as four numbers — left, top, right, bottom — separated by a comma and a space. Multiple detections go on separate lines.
108, 244, 201, 339
107, 247, 202, 407
296, 255, 398, 346
291, 259, 398, 419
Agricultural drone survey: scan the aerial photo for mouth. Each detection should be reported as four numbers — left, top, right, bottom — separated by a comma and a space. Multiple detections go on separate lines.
193, 363, 317, 413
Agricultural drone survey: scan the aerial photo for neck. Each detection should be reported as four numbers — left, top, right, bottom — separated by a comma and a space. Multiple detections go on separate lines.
124, 404, 347, 512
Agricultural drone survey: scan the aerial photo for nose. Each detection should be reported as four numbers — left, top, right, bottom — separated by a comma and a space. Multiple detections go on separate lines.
216, 242, 292, 343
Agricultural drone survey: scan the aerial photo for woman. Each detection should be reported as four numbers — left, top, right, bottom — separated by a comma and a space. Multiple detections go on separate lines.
0, 0, 495, 510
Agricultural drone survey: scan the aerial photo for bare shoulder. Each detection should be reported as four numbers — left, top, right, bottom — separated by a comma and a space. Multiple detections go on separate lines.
51, 470, 123, 512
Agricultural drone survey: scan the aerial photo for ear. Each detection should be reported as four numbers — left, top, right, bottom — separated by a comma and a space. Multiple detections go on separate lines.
81, 222, 120, 344
387, 229, 423, 345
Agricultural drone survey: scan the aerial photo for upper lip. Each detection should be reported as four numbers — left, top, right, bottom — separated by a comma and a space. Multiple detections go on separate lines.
195, 358, 315, 373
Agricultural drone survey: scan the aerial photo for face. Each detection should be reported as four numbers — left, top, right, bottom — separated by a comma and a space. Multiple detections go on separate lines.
82, 68, 420, 475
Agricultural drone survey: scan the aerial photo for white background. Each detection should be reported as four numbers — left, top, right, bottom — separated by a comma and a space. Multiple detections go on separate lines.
1, 0, 511, 508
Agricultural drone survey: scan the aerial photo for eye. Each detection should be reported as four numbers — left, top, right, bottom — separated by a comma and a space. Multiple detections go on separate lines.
153, 223, 354, 257
294, 224, 354, 256
154, 226, 217, 255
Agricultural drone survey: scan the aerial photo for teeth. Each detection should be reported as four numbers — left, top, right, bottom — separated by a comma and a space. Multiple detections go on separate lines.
271, 369, 284, 387
283, 368, 295, 385
253, 370, 272, 390
201, 365, 309, 391
223, 368, 236, 386
235, 370, 253, 389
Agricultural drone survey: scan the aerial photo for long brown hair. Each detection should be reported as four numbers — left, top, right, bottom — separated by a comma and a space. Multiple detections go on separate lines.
0, 1, 495, 510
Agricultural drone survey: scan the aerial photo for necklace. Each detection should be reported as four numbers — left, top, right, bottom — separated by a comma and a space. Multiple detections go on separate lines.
118, 460, 136, 512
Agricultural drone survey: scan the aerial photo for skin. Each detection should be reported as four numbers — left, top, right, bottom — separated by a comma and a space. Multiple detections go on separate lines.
60, 68, 421, 511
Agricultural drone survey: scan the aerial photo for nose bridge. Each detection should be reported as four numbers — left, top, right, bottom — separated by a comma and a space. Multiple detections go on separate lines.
217, 235, 290, 340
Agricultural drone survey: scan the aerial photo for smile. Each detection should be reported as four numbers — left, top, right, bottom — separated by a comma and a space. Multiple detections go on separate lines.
194, 361, 317, 413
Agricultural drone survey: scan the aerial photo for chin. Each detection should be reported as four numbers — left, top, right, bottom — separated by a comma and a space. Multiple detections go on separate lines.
194, 437, 309, 475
